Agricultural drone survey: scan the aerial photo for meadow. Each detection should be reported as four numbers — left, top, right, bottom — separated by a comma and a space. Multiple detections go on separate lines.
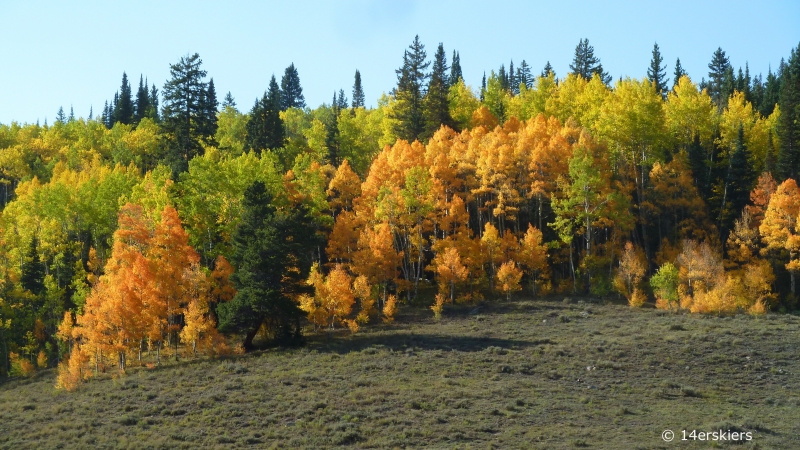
1, 295, 798, 449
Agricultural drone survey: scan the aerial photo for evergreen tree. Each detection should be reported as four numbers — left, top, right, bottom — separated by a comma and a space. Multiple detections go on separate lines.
707, 47, 732, 110
480, 72, 486, 101
336, 89, 348, 110
509, 60, 517, 95
424, 42, 455, 138
673, 57, 687, 87
149, 84, 160, 121
718, 124, 757, 236
56, 106, 66, 125
21, 237, 45, 297
280, 63, 305, 110
68, 106, 75, 122
245, 75, 284, 153
761, 67, 781, 116
742, 63, 752, 103
135, 75, 150, 125
216, 181, 320, 348
114, 72, 134, 125
160, 53, 215, 175
88, 105, 93, 121
392, 35, 430, 142
517, 60, 532, 89
647, 42, 669, 97
570, 38, 610, 84
199, 78, 219, 141
222, 91, 237, 110
764, 130, 776, 174
450, 50, 463, 84
352, 70, 365, 108
541, 61, 555, 78
101, 101, 111, 128
498, 64, 508, 91
687, 133, 707, 193
777, 44, 800, 181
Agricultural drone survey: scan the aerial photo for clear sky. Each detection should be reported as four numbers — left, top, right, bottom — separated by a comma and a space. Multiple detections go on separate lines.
1, 0, 798, 125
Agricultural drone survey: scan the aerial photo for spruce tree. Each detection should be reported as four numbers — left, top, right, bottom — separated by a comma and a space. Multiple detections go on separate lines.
687, 133, 707, 194
199, 78, 219, 144
352, 70, 365, 108
761, 67, 781, 116
707, 47, 732, 110
480, 72, 486, 101
498, 64, 508, 91
135, 75, 150, 125
647, 42, 669, 98
719, 124, 756, 235
517, 60, 532, 90
160, 53, 214, 175
222, 91, 237, 110
424, 42, 455, 138
569, 38, 610, 84
21, 237, 45, 296
450, 51, 463, 84
114, 72, 134, 125
280, 63, 305, 110
776, 44, 800, 181
56, 106, 66, 125
673, 58, 687, 87
541, 61, 555, 78
149, 84, 160, 121
245, 75, 284, 153
68, 106, 75, 122
216, 181, 320, 348
509, 60, 517, 95
751, 73, 765, 113
764, 130, 776, 174
89, 105, 93, 121
392, 35, 430, 142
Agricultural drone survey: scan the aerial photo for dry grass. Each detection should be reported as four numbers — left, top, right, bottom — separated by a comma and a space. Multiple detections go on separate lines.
1, 294, 799, 449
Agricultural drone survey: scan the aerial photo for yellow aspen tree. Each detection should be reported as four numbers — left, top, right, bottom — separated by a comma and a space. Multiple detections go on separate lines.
382, 294, 397, 324
759, 179, 800, 296
353, 275, 375, 324
481, 223, 502, 292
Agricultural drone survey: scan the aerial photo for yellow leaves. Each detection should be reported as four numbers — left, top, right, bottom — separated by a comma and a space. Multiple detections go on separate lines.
302, 264, 362, 332
431, 293, 446, 320
448, 79, 480, 130
327, 160, 362, 213
614, 242, 646, 306
382, 294, 397, 324
470, 106, 499, 130
665, 75, 716, 147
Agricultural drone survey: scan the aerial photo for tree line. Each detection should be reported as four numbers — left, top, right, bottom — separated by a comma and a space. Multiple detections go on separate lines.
1, 37, 799, 387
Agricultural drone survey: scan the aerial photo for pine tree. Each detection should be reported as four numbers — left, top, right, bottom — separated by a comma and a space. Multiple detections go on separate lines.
56, 106, 66, 125
509, 60, 517, 95
134, 75, 150, 125
424, 42, 454, 138
101, 101, 111, 128
777, 44, 800, 181
352, 70, 365, 108
450, 51, 463, 84
149, 84, 160, 121
337, 88, 348, 110
114, 72, 134, 125
222, 91, 236, 110
498, 64, 508, 91
245, 75, 284, 153
68, 106, 75, 122
392, 35, 430, 142
480, 72, 486, 101
761, 66, 781, 116
743, 63, 752, 103
570, 38, 610, 84
647, 42, 669, 97
541, 61, 555, 78
719, 124, 757, 235
707, 47, 732, 110
673, 58, 687, 87
216, 181, 321, 348
21, 237, 45, 297
199, 78, 219, 142
517, 60, 532, 90
88, 105, 93, 121
161, 53, 215, 175
280, 63, 305, 110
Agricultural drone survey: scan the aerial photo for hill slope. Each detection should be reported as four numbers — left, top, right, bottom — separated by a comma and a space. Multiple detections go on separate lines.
1, 297, 799, 449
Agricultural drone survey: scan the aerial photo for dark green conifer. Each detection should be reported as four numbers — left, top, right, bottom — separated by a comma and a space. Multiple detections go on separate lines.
114, 72, 134, 125
707, 47, 732, 110
280, 63, 305, 110
673, 58, 687, 87
352, 70, 365, 108
517, 60, 532, 90
647, 42, 669, 98
245, 75, 284, 153
392, 35, 430, 142
424, 42, 455, 138
570, 38, 610, 84
541, 61, 555, 78
135, 75, 150, 125
450, 51, 463, 84
776, 44, 800, 181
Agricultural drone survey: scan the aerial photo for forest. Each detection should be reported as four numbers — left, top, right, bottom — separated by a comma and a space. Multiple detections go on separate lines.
1, 36, 800, 390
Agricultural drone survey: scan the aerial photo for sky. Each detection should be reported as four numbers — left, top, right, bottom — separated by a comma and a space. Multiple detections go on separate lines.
0, 0, 798, 125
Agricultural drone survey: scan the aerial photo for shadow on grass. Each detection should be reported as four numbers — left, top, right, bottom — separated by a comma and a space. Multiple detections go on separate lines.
307, 331, 543, 355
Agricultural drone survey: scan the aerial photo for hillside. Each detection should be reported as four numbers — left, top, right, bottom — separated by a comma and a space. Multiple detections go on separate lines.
1, 296, 798, 449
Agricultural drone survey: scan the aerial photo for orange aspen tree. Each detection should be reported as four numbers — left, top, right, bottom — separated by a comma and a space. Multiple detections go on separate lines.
327, 159, 362, 216
481, 223, 502, 292
352, 275, 375, 324
431, 246, 469, 303
495, 261, 523, 301
517, 225, 549, 296
352, 222, 402, 309
745, 172, 777, 229
614, 242, 647, 307
759, 179, 800, 296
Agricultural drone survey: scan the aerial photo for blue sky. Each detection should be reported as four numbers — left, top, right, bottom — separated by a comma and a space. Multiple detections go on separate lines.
1, 0, 798, 125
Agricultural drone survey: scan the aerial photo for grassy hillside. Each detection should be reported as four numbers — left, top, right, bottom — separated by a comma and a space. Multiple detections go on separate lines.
1, 296, 799, 449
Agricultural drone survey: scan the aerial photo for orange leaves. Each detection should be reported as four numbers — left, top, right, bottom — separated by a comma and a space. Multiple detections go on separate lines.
614, 242, 646, 307
432, 246, 469, 303
496, 261, 523, 301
